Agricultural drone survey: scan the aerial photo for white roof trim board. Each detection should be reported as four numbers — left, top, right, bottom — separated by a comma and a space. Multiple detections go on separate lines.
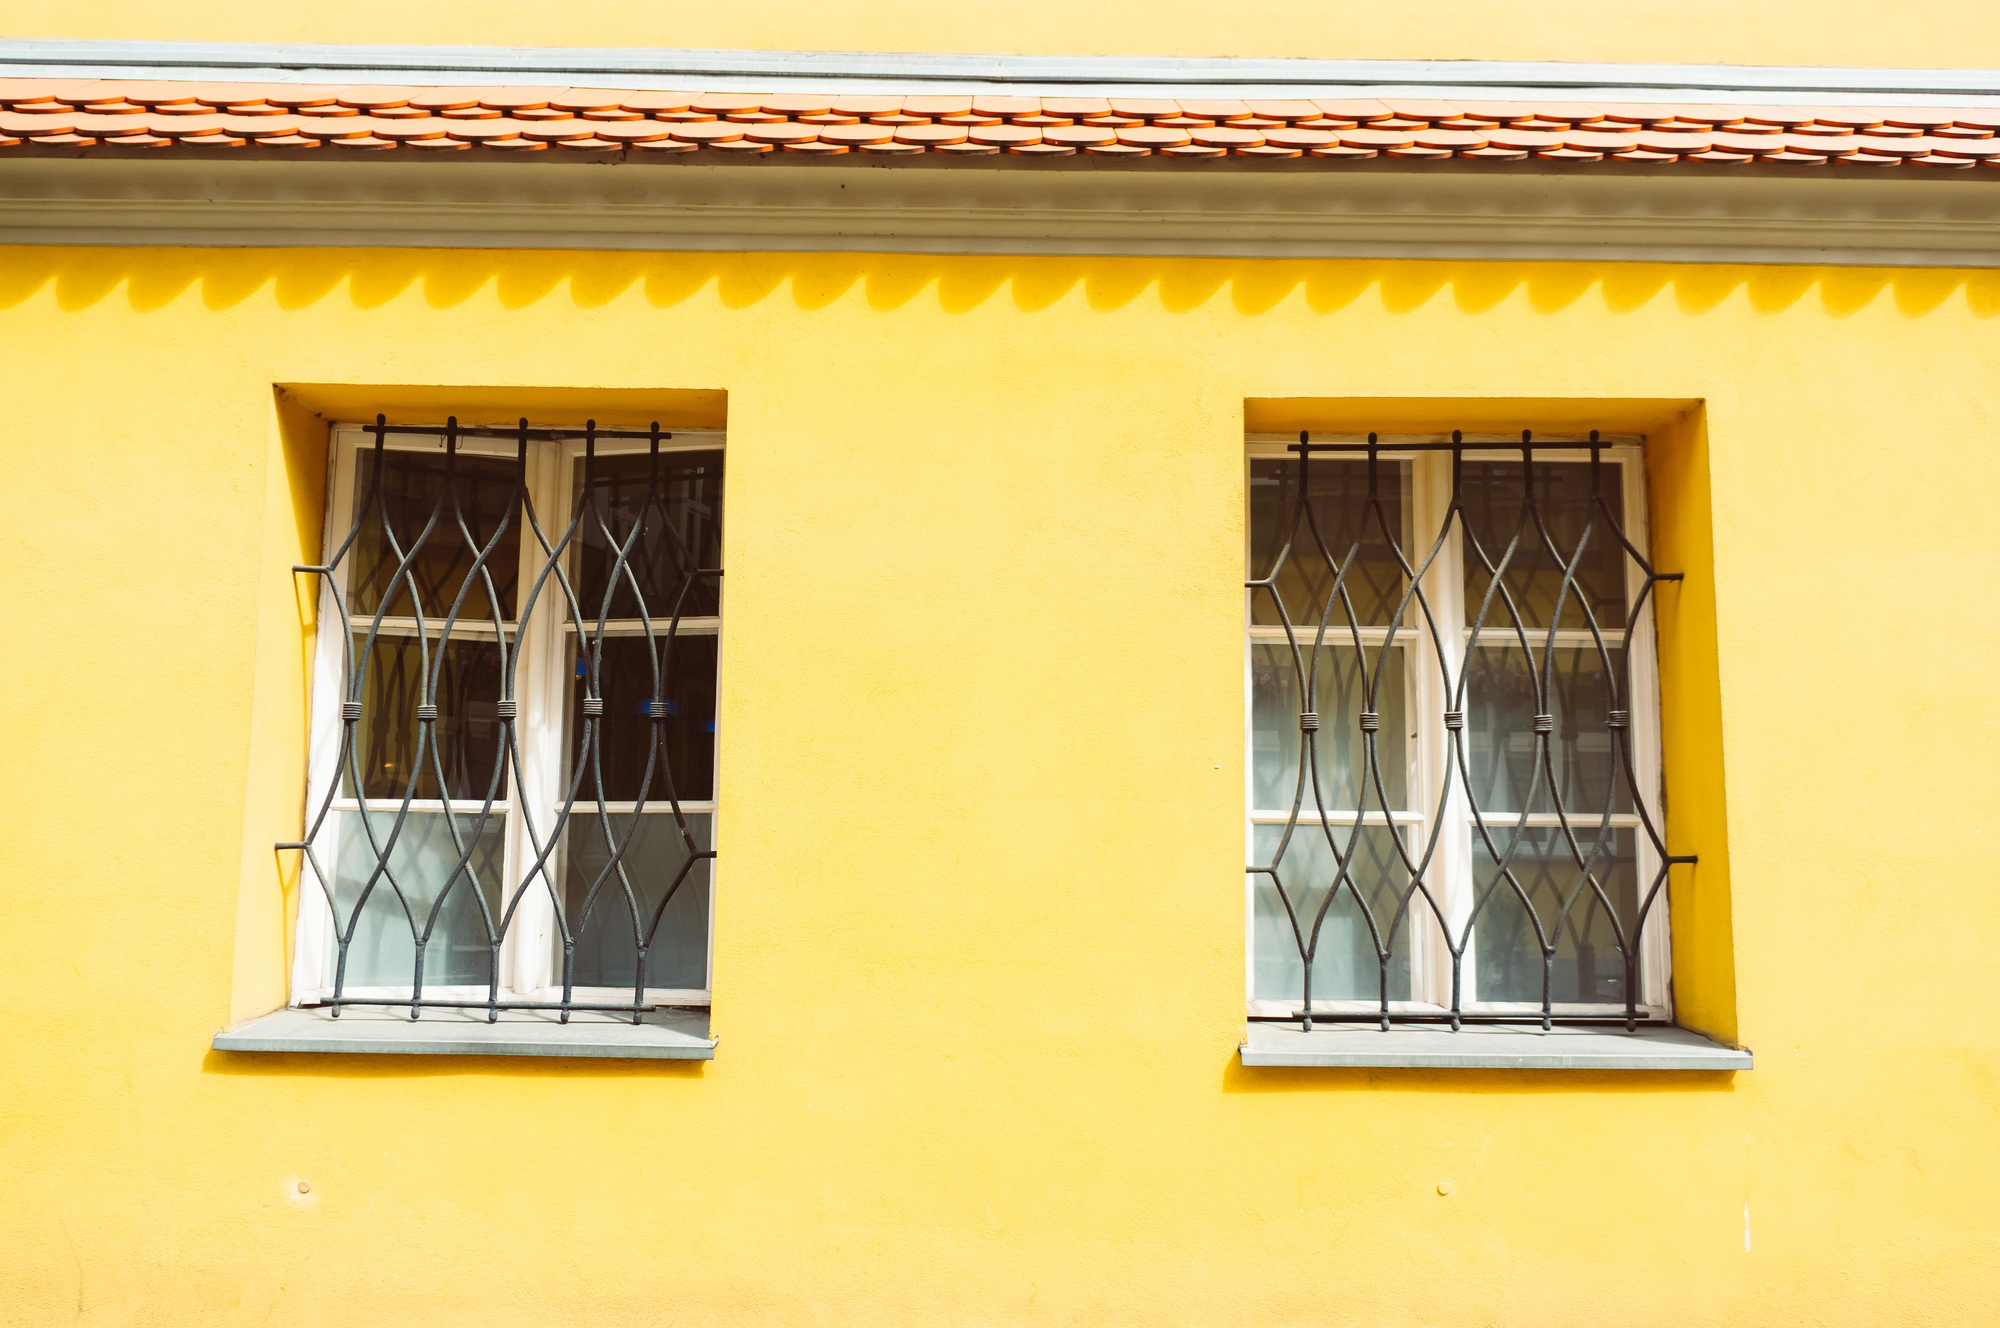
5, 38, 2000, 106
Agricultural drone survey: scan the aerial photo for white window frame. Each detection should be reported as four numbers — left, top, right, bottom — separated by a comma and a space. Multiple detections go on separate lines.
291, 423, 725, 1010
1244, 433, 1670, 1021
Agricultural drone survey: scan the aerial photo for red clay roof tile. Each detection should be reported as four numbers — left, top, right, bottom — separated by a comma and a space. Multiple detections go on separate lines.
817, 123, 894, 145
895, 123, 969, 144
830, 95, 902, 116
1178, 99, 1252, 120
1190, 125, 1265, 147
1039, 97, 1111, 117
546, 88, 632, 111
970, 124, 1041, 145
748, 122, 822, 143
1041, 123, 1116, 146
1109, 98, 1181, 118
1244, 100, 1319, 121
2, 78, 1996, 180
617, 91, 699, 113
971, 96, 1042, 117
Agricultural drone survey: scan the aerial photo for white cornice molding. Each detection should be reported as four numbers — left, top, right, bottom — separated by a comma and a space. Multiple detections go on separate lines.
6, 39, 2000, 105
2, 157, 1997, 266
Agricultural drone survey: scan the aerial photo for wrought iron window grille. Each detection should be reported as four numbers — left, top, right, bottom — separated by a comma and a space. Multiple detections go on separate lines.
1247, 429, 1691, 1033
281, 415, 722, 1024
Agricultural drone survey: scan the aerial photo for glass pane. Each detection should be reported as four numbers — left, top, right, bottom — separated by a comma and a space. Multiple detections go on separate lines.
566, 633, 717, 803
1470, 827, 1640, 1005
332, 809, 505, 988
1460, 459, 1627, 632
1251, 643, 1406, 812
343, 632, 508, 801
574, 449, 723, 622
350, 448, 520, 621
1252, 823, 1417, 1004
1461, 644, 1629, 817
565, 813, 712, 991
1249, 457, 1410, 628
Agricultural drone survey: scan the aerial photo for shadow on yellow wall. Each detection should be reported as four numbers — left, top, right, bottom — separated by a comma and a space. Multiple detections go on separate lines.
0, 248, 1990, 320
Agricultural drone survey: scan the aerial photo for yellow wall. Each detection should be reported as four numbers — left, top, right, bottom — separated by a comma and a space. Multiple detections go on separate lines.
6, 0, 2000, 69
1, 247, 1996, 1324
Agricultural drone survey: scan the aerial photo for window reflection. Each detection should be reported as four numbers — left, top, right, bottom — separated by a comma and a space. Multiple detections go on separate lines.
351, 449, 520, 621
1250, 644, 1407, 812
1462, 645, 1630, 816
345, 634, 507, 802
1471, 828, 1638, 1004
1460, 460, 1626, 632
574, 450, 723, 622
1249, 457, 1410, 628
1253, 824, 1415, 1003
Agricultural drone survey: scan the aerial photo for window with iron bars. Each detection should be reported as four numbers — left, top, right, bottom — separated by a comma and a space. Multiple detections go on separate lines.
1246, 430, 1688, 1032
285, 417, 722, 1022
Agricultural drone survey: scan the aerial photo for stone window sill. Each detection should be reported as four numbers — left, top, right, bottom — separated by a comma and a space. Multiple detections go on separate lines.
1240, 1022, 1750, 1070
212, 1006, 714, 1060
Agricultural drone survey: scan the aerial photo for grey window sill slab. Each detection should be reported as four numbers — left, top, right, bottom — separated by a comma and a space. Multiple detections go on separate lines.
1241, 1022, 1751, 1070
212, 1006, 714, 1060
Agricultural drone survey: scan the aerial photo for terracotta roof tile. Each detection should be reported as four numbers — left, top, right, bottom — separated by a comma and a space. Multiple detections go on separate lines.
895, 123, 969, 144
619, 91, 700, 113
1191, 125, 1265, 148
476, 87, 569, 111
2, 78, 1996, 178
831, 95, 903, 116
748, 122, 822, 144
409, 87, 486, 111
1042, 124, 1116, 146
1119, 124, 1191, 147
1381, 98, 1463, 120
1179, 99, 1252, 120
970, 124, 1041, 146
547, 88, 633, 111
442, 121, 527, 142
1109, 98, 1181, 119
1245, 100, 1320, 121
593, 121, 676, 143
903, 95, 974, 116
0, 79, 80, 105
972, 96, 1042, 117
817, 123, 894, 146
1040, 97, 1111, 117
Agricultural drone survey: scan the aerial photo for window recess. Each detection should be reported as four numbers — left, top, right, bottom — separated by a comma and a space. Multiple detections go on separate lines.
283, 416, 723, 1025
1246, 430, 1686, 1033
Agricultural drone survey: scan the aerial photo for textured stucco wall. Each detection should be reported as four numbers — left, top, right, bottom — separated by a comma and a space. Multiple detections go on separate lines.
0, 247, 1995, 1324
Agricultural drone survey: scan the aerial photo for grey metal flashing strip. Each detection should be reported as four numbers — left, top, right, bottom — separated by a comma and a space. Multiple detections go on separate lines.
4, 158, 1998, 268
212, 1005, 716, 1059
7, 38, 2000, 105
1241, 1023, 1752, 1070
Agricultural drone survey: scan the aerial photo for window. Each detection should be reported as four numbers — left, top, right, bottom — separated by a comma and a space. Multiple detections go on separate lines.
287, 418, 723, 1019
1246, 430, 1679, 1030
